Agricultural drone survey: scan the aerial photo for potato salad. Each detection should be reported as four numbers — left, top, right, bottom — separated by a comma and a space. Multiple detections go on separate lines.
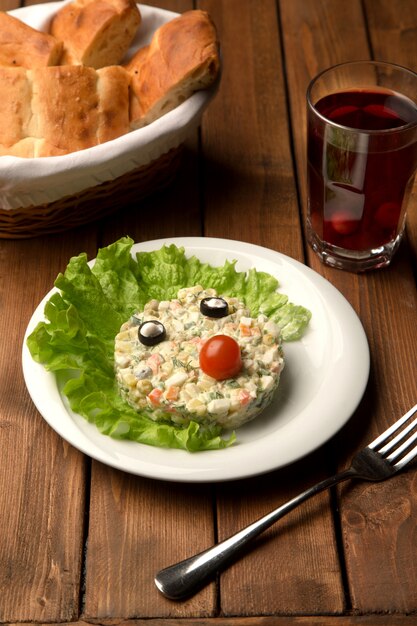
114, 285, 285, 429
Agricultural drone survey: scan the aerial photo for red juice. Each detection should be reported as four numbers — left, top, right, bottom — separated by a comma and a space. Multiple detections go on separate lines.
307, 89, 417, 252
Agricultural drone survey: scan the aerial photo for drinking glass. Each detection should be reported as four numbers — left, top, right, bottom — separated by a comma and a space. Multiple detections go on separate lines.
306, 61, 417, 272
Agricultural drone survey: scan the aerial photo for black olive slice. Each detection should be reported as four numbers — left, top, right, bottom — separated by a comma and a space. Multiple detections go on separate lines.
200, 296, 229, 318
138, 320, 166, 346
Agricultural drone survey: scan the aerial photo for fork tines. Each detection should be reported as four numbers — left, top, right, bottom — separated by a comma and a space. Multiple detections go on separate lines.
368, 403, 417, 470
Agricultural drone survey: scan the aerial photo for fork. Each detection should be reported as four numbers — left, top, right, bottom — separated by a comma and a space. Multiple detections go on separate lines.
155, 403, 417, 600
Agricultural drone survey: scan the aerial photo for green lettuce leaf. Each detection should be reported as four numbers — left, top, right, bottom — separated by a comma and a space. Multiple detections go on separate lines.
26, 237, 311, 452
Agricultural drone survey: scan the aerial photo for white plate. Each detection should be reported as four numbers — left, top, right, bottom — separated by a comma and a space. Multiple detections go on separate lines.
22, 238, 369, 482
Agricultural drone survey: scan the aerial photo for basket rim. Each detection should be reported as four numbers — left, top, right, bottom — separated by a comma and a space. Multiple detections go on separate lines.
0, 146, 183, 238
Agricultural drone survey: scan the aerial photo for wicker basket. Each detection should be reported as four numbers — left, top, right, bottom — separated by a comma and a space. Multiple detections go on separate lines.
0, 147, 182, 239
0, 2, 217, 239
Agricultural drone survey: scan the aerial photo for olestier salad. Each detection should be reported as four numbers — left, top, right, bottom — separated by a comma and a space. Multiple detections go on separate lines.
115, 285, 285, 430
27, 237, 311, 451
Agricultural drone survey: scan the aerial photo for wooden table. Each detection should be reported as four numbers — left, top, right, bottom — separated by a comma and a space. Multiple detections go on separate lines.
1, 0, 417, 623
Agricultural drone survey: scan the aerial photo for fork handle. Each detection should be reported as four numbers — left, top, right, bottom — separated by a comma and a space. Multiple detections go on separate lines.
154, 467, 356, 600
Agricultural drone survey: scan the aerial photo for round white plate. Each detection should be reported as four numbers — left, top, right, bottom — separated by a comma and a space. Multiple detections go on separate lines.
22, 238, 369, 482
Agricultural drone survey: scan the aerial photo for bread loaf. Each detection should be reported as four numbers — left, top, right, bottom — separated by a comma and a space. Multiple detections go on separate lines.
0, 6, 220, 157
0, 11, 63, 68
0, 67, 32, 147
50, 0, 141, 68
0, 138, 67, 158
0, 65, 131, 157
125, 10, 220, 129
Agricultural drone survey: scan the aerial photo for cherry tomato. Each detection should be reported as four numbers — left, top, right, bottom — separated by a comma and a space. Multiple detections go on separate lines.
199, 335, 242, 380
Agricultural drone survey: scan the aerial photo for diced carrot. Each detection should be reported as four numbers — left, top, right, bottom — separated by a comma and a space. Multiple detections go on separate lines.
166, 386, 179, 401
239, 389, 251, 406
147, 388, 163, 406
239, 323, 252, 337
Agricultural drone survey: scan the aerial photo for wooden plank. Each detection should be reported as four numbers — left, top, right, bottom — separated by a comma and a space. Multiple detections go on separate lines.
280, 0, 417, 615
338, 3, 417, 611
83, 465, 216, 617
279, 0, 370, 228
199, 0, 344, 615
0, 231, 95, 621
0, 0, 20, 9
363, 0, 417, 276
83, 0, 218, 617
20, 0, 58, 5
8, 616, 417, 626
215, 456, 345, 615
0, 7, 100, 622
339, 466, 417, 613
200, 0, 304, 260
97, 141, 203, 244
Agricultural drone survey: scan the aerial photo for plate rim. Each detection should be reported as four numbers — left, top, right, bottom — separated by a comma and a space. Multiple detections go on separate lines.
22, 237, 370, 482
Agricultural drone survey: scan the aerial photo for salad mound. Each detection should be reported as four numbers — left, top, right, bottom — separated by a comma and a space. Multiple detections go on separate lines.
115, 285, 285, 430
26, 237, 311, 452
